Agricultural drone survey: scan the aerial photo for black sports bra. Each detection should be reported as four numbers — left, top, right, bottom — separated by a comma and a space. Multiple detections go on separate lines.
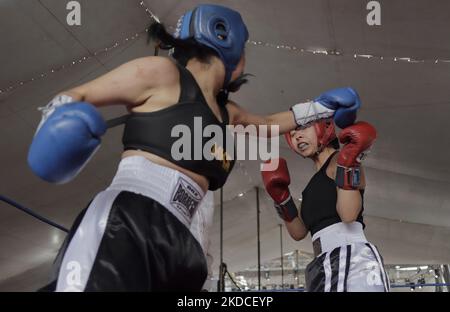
300, 151, 365, 235
122, 63, 235, 191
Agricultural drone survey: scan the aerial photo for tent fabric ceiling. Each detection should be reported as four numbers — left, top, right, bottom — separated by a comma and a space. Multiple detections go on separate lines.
0, 0, 449, 288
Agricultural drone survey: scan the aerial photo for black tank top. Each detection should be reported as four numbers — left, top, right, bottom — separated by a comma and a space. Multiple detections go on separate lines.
300, 152, 365, 236
122, 63, 235, 191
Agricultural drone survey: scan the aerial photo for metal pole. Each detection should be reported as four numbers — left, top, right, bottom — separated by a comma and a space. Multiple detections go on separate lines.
435, 267, 442, 292
280, 224, 284, 289
443, 264, 450, 292
295, 249, 299, 287
256, 186, 261, 290
219, 187, 224, 291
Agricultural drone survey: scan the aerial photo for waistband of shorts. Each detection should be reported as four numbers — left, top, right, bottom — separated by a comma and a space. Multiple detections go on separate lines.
107, 156, 205, 228
312, 222, 367, 257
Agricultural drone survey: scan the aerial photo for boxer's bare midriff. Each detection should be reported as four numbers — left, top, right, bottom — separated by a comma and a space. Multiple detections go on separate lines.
122, 150, 209, 193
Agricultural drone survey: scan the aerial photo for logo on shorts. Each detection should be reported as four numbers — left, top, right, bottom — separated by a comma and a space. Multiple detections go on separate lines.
171, 178, 202, 222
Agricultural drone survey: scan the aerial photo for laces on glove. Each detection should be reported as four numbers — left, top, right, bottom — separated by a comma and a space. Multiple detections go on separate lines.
36, 95, 74, 135
291, 101, 335, 127
335, 148, 371, 190
336, 166, 361, 190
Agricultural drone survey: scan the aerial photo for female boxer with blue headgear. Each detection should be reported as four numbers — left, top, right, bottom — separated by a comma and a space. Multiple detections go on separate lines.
261, 119, 390, 292
30, 4, 362, 291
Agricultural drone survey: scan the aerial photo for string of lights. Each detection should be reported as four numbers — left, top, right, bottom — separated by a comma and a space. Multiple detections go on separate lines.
222, 160, 305, 207
140, 0, 450, 65
247, 40, 450, 64
0, 1, 161, 95
138, 1, 160, 23
223, 184, 255, 204
2, 1, 449, 95
0, 29, 150, 95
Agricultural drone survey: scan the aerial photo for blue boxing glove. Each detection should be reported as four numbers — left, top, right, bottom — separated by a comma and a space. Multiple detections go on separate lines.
28, 101, 107, 183
291, 87, 361, 129
314, 87, 360, 128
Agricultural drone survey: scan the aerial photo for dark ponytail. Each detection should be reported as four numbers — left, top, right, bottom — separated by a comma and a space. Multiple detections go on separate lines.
147, 22, 182, 50
147, 22, 218, 66
216, 73, 253, 106
329, 137, 340, 150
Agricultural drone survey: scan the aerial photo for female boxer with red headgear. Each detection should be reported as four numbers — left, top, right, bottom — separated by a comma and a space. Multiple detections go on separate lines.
262, 119, 390, 292
29, 4, 361, 291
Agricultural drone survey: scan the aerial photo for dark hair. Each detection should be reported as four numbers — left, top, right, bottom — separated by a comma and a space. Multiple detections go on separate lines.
216, 73, 253, 106
329, 137, 340, 150
147, 22, 251, 106
148, 22, 219, 66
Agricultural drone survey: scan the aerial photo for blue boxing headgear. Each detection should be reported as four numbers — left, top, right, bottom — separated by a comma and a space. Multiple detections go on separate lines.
175, 4, 249, 87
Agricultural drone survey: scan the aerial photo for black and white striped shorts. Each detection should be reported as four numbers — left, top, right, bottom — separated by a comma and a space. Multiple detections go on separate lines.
305, 242, 390, 292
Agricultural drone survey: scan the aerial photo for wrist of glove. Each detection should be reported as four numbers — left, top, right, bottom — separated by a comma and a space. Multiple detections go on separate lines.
274, 195, 299, 222
291, 88, 361, 129
335, 165, 361, 190
335, 149, 369, 190
290, 101, 335, 127
36, 94, 75, 134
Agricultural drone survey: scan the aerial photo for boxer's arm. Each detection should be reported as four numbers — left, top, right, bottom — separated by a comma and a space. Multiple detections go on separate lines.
57, 56, 176, 108
285, 216, 308, 241
329, 159, 366, 222
226, 101, 297, 137
261, 159, 309, 241
337, 189, 363, 223
334, 121, 374, 221
227, 88, 361, 137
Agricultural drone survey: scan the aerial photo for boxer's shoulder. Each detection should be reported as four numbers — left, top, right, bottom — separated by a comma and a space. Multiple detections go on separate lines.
126, 56, 179, 86
325, 151, 339, 180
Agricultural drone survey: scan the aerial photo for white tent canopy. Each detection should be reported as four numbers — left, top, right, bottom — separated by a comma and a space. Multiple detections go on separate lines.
0, 0, 449, 290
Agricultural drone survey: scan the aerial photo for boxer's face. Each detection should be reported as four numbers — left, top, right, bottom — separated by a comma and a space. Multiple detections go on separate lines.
289, 124, 319, 157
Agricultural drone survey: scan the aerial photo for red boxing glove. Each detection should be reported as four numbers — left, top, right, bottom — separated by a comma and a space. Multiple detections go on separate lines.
261, 158, 298, 221
336, 121, 377, 190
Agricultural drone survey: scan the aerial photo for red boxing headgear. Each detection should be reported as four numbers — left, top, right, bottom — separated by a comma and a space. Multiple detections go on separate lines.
285, 119, 336, 155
